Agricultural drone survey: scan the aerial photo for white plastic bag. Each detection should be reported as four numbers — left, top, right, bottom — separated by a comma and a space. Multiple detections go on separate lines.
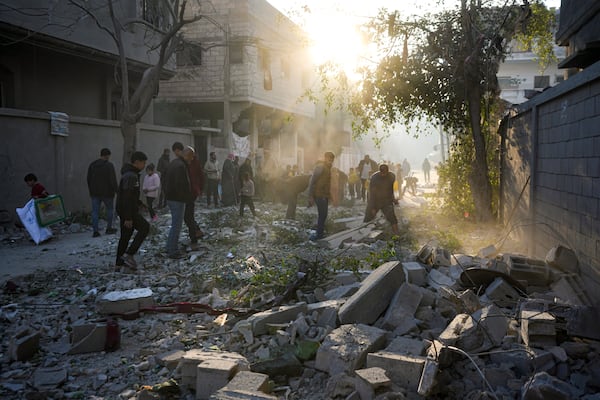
16, 199, 53, 244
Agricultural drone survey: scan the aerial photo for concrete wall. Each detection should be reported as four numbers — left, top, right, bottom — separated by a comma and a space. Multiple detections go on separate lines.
0, 108, 192, 219
503, 60, 600, 297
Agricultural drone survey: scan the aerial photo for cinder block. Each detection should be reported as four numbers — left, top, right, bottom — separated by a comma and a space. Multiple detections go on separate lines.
384, 336, 427, 356
338, 261, 405, 325
246, 303, 307, 336
504, 254, 551, 286
485, 277, 521, 308
223, 371, 270, 393
402, 262, 427, 286
458, 289, 481, 314
96, 287, 155, 315
432, 248, 451, 267
68, 323, 108, 355
180, 350, 249, 389
438, 313, 483, 352
315, 324, 387, 375
520, 310, 556, 347
472, 304, 507, 347
157, 349, 186, 370
9, 329, 40, 361
196, 359, 239, 400
366, 352, 427, 391
417, 358, 438, 396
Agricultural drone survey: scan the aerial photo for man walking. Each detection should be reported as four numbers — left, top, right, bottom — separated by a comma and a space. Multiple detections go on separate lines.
357, 155, 377, 202
115, 151, 149, 271
165, 143, 196, 259
364, 164, 400, 235
422, 157, 431, 184
308, 151, 335, 241
87, 148, 118, 237
204, 151, 220, 207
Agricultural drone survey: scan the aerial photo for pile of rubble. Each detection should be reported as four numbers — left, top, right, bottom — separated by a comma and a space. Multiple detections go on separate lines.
1, 203, 599, 400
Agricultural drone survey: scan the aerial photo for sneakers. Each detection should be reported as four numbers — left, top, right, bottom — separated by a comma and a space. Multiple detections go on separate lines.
93, 231, 101, 238
105, 228, 117, 234
122, 254, 138, 270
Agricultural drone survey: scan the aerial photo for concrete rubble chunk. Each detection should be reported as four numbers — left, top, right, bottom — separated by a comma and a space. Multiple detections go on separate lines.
485, 277, 521, 308
545, 245, 578, 273
338, 261, 405, 325
222, 371, 270, 393
432, 247, 451, 267
354, 367, 391, 389
366, 351, 427, 391
196, 359, 240, 400
315, 324, 387, 375
180, 350, 249, 390
438, 313, 484, 352
520, 309, 556, 347
521, 371, 577, 400
210, 389, 278, 399
8, 328, 40, 361
458, 289, 482, 314
245, 302, 308, 336
33, 366, 68, 390
417, 358, 438, 396
157, 349, 186, 370
503, 254, 551, 287
402, 262, 428, 286
472, 304, 507, 348
96, 287, 155, 315
384, 336, 427, 356
325, 283, 360, 300
551, 275, 593, 306
427, 268, 455, 290
316, 224, 375, 249
381, 282, 422, 330
68, 323, 109, 355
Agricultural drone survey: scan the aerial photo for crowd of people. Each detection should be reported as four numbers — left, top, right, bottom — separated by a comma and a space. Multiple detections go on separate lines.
23, 145, 433, 270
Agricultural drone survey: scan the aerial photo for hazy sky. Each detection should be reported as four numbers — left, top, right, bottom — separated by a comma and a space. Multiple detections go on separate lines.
265, 0, 563, 166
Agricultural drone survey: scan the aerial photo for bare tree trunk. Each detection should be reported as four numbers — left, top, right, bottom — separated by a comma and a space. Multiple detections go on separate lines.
121, 120, 137, 165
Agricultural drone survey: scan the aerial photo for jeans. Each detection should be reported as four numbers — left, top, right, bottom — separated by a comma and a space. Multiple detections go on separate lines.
116, 212, 149, 263
315, 197, 329, 238
185, 200, 198, 243
240, 195, 256, 217
146, 196, 156, 218
166, 200, 185, 255
91, 196, 114, 232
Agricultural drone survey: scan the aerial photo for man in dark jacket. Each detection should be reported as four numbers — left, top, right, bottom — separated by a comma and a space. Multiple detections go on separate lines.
164, 142, 196, 258
87, 148, 118, 237
364, 164, 399, 235
308, 151, 335, 241
115, 151, 149, 271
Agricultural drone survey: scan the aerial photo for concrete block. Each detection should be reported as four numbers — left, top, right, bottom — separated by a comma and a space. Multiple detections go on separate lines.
458, 289, 481, 314
96, 287, 155, 315
438, 313, 484, 352
416, 244, 434, 264
354, 367, 391, 389
333, 272, 359, 285
338, 261, 405, 325
384, 336, 427, 356
417, 358, 438, 396
9, 329, 40, 361
520, 310, 556, 347
545, 245, 578, 273
402, 262, 427, 286
246, 302, 307, 336
485, 277, 521, 308
196, 359, 239, 400
315, 324, 387, 375
157, 349, 186, 370
180, 350, 249, 390
33, 366, 68, 390
68, 323, 108, 355
472, 304, 507, 347
223, 371, 270, 393
366, 351, 427, 391
427, 268, 455, 290
325, 284, 360, 300
381, 282, 422, 330
503, 254, 551, 286
432, 247, 451, 267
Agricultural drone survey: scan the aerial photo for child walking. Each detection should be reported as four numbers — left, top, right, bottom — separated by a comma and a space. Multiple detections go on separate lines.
239, 172, 257, 217
142, 164, 160, 221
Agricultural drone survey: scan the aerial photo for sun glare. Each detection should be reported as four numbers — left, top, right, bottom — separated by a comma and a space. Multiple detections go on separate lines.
306, 15, 366, 77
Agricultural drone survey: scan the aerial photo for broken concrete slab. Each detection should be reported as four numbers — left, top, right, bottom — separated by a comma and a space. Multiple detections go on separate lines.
68, 323, 112, 355
157, 349, 186, 370
8, 328, 40, 361
485, 277, 522, 308
96, 287, 155, 315
522, 371, 578, 400
210, 389, 278, 399
245, 302, 308, 336
33, 366, 68, 390
315, 324, 387, 375
366, 351, 427, 391
427, 268, 455, 291
316, 224, 376, 249
520, 309, 556, 348
472, 304, 507, 348
338, 261, 405, 325
223, 371, 270, 393
380, 282, 422, 330
384, 336, 427, 356
180, 350, 249, 390
438, 313, 484, 352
